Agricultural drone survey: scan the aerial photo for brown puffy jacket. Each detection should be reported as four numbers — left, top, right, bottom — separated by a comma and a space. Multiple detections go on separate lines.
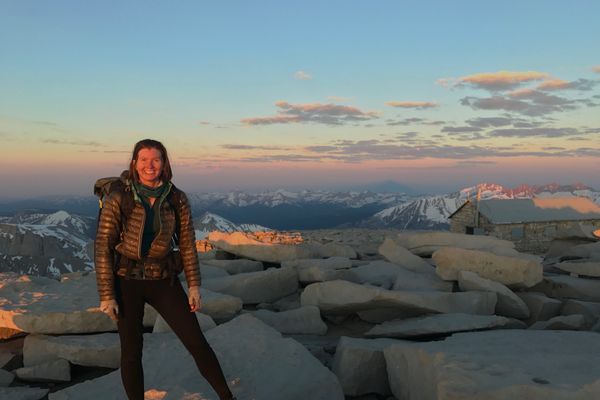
94, 183, 200, 301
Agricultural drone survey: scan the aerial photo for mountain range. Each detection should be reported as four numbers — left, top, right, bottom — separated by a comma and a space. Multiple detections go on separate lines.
1, 182, 599, 279
0, 210, 95, 278
360, 183, 600, 230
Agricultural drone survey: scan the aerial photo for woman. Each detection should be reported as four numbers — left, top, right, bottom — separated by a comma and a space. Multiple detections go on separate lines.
95, 139, 236, 400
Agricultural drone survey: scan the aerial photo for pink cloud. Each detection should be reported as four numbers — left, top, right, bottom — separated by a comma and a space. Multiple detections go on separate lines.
593, 66, 600, 73
457, 70, 550, 91
536, 79, 570, 90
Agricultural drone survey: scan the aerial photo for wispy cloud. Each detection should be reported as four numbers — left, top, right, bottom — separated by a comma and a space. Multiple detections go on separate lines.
385, 101, 437, 109
441, 126, 483, 133
455, 160, 497, 166
488, 127, 581, 138
294, 70, 312, 80
241, 101, 379, 125
43, 138, 104, 146
455, 70, 550, 91
460, 91, 578, 116
536, 78, 597, 91
299, 139, 592, 161
221, 144, 293, 150
240, 115, 300, 125
386, 117, 445, 126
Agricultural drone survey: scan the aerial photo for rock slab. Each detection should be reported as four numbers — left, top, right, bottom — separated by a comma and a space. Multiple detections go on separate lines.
49, 314, 344, 400
433, 247, 543, 288
332, 336, 402, 396
208, 231, 321, 263
384, 330, 600, 400
366, 313, 524, 338
0, 387, 49, 400
394, 231, 517, 257
250, 305, 327, 335
458, 271, 530, 318
301, 280, 497, 317
555, 261, 600, 277
203, 267, 299, 304
15, 358, 71, 382
378, 237, 434, 273
23, 333, 120, 368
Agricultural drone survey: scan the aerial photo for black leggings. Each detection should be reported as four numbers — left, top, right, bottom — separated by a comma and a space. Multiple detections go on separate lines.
115, 276, 233, 400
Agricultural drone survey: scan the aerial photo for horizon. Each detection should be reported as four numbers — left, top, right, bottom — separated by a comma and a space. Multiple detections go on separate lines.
0, 180, 597, 202
1, 1, 599, 198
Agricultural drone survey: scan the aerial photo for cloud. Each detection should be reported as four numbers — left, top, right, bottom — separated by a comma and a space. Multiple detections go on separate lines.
542, 146, 566, 151
299, 139, 584, 161
593, 66, 600, 73
385, 101, 438, 109
241, 115, 301, 125
43, 138, 104, 146
455, 160, 497, 166
460, 91, 578, 116
386, 117, 445, 126
488, 127, 580, 138
33, 120, 61, 127
230, 154, 319, 163
294, 71, 312, 80
441, 126, 483, 133
435, 78, 453, 88
456, 70, 550, 91
446, 132, 488, 141
221, 144, 292, 150
305, 145, 340, 153
198, 121, 211, 125
241, 101, 379, 125
536, 78, 597, 91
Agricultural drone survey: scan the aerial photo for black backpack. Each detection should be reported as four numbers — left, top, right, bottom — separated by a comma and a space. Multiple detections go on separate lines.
93, 171, 185, 281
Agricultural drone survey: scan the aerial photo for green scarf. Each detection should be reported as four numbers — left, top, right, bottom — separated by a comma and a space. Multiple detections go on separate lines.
132, 181, 168, 199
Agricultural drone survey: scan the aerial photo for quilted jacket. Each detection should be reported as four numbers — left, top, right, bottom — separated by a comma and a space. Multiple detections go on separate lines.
94, 182, 201, 301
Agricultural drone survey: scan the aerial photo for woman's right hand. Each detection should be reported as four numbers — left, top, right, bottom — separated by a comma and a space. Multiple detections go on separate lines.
100, 299, 119, 322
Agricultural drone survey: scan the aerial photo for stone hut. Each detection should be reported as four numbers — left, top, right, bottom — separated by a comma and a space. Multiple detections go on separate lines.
449, 197, 600, 254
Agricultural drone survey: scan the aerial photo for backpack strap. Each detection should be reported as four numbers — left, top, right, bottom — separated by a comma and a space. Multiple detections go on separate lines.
94, 172, 137, 278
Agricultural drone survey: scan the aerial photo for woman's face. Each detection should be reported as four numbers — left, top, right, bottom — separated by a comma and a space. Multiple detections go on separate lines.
134, 147, 164, 186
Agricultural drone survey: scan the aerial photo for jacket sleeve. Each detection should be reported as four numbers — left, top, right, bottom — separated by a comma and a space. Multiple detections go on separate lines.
177, 191, 201, 288
94, 193, 122, 301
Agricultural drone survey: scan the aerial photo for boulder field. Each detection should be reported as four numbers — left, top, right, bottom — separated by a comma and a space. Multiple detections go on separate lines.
1, 229, 600, 399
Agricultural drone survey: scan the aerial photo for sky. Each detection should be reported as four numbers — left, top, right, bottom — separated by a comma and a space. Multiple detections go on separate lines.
1, 0, 599, 198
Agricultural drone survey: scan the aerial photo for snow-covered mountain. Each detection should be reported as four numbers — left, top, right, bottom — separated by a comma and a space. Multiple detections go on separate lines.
0, 189, 410, 230
361, 183, 600, 230
0, 210, 95, 279
194, 212, 271, 239
1, 209, 96, 237
186, 189, 407, 209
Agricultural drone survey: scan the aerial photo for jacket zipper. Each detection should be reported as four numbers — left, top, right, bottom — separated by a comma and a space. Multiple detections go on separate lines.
137, 204, 145, 261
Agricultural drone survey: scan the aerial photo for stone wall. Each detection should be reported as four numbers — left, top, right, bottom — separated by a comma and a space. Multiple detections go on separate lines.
450, 206, 600, 254
490, 219, 600, 254
450, 203, 477, 234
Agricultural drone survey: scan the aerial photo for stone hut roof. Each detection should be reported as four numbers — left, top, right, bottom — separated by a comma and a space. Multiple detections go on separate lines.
450, 197, 600, 224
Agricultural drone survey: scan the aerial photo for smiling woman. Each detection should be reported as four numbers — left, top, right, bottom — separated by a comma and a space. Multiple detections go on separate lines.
95, 139, 236, 400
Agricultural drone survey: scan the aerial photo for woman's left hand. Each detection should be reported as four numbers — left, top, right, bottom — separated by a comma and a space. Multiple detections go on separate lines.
188, 286, 202, 312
